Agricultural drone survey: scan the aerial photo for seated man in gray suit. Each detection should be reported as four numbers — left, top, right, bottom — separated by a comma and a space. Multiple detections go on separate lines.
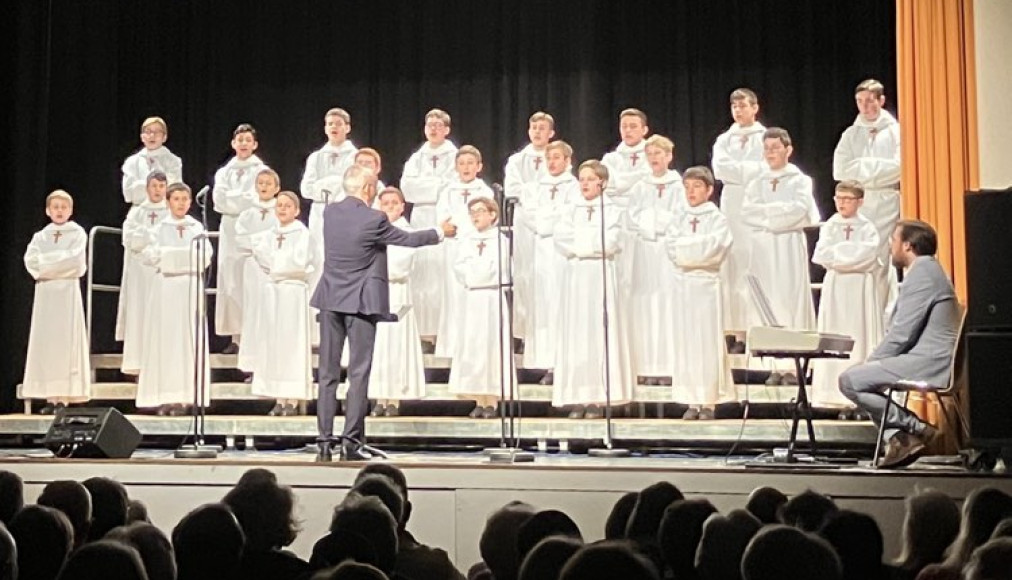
311, 164, 455, 461
839, 219, 960, 468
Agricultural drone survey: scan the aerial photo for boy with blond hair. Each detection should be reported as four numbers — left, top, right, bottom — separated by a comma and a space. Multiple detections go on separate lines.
434, 145, 494, 357
521, 140, 579, 377
118, 171, 170, 374
811, 180, 883, 409
665, 167, 734, 419
249, 190, 317, 416
121, 116, 182, 206
742, 127, 821, 384
212, 123, 266, 351
235, 168, 281, 372
23, 190, 91, 413
400, 108, 459, 338
627, 134, 686, 385
553, 160, 633, 418
448, 197, 514, 418
354, 147, 387, 204
712, 89, 768, 334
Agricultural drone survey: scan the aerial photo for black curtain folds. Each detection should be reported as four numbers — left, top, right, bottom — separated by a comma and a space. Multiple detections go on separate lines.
0, 0, 895, 410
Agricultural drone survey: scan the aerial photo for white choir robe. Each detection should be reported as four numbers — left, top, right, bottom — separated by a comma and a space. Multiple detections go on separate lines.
234, 199, 279, 371
447, 230, 515, 397
434, 178, 494, 357
833, 110, 901, 314
370, 218, 427, 400
249, 221, 316, 400
504, 144, 550, 339
665, 203, 735, 405
22, 222, 91, 401
712, 122, 767, 331
552, 196, 634, 407
212, 155, 266, 337
121, 146, 183, 206
400, 141, 459, 336
626, 170, 687, 377
602, 142, 651, 206
118, 201, 170, 373
521, 173, 579, 369
811, 213, 884, 407
742, 164, 820, 333
136, 217, 213, 408
300, 140, 358, 297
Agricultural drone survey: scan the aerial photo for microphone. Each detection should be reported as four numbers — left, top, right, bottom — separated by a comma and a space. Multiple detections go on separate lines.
194, 185, 210, 207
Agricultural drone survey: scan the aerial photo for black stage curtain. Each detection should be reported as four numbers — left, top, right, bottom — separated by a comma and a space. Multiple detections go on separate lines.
0, 0, 895, 411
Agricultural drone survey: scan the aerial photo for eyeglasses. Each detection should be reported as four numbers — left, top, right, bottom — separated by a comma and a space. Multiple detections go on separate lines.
142, 129, 165, 136
469, 208, 491, 216
833, 195, 860, 202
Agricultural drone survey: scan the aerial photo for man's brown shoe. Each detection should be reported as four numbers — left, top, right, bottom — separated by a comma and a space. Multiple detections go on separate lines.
879, 432, 926, 468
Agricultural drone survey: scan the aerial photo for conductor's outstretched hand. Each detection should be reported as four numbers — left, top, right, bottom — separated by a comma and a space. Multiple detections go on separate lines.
440, 218, 457, 238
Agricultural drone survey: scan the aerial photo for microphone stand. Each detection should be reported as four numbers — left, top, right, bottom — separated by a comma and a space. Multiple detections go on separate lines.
589, 188, 630, 458
176, 230, 220, 459
488, 187, 533, 463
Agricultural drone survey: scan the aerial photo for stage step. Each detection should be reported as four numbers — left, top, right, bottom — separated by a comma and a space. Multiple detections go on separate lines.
0, 413, 876, 444
17, 381, 801, 407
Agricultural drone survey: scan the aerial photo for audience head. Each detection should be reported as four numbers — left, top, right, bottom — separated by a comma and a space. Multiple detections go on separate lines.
963, 538, 1012, 580
741, 525, 842, 580
127, 499, 151, 524
9, 504, 74, 580
350, 474, 405, 526
892, 219, 939, 268
518, 536, 582, 580
914, 563, 961, 580
517, 509, 582, 564
604, 492, 638, 540
82, 476, 130, 542
330, 493, 398, 574
657, 498, 718, 580
0, 470, 24, 526
695, 510, 762, 580
944, 487, 1012, 569
818, 509, 885, 580
745, 486, 787, 525
37, 479, 92, 548
777, 489, 838, 532
234, 468, 278, 487
478, 501, 537, 580
222, 471, 299, 551
56, 539, 148, 580
171, 503, 245, 580
625, 482, 684, 542
0, 521, 16, 580
311, 560, 389, 580
559, 540, 659, 580
355, 465, 412, 529
897, 490, 961, 573
310, 529, 380, 572
106, 522, 176, 580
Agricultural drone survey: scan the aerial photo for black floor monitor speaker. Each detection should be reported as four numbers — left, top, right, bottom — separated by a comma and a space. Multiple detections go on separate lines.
43, 407, 142, 459
966, 332, 1012, 447
965, 189, 1012, 330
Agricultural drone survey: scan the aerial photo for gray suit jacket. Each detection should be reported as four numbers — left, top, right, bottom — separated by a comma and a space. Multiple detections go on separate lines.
310, 197, 440, 318
868, 255, 959, 386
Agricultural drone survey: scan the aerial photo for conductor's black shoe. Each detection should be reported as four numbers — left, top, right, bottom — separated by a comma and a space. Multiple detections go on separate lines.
340, 443, 371, 461
315, 441, 332, 463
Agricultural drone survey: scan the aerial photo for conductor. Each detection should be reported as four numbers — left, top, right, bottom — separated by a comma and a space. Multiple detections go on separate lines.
311, 165, 455, 461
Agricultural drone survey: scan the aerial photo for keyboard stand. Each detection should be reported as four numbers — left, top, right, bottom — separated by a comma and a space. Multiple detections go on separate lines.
751, 350, 852, 463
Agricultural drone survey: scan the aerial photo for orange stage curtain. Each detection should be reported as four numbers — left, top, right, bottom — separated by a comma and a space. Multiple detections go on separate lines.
897, 0, 980, 300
